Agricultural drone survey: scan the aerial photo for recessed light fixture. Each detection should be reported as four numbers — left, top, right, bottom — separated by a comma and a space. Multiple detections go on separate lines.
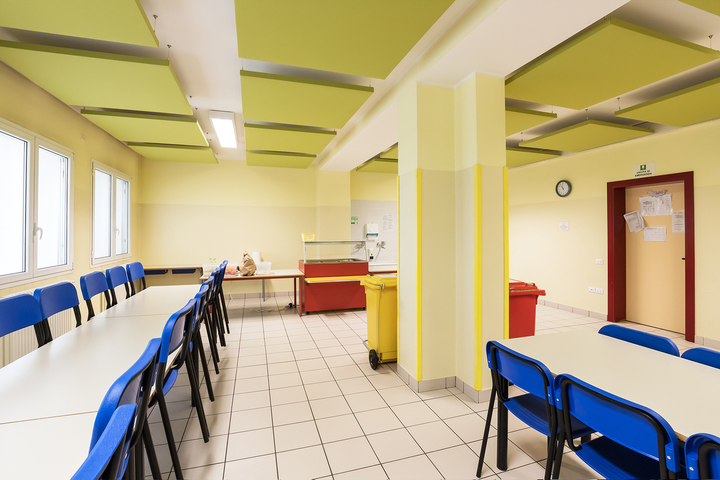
209, 110, 237, 148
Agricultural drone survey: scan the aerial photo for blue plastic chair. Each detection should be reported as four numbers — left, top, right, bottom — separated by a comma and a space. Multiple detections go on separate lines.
552, 373, 682, 479
150, 297, 211, 479
686, 433, 720, 479
80, 271, 112, 320
599, 324, 680, 356
190, 284, 216, 393
216, 261, 230, 333
206, 272, 227, 348
34, 281, 82, 329
0, 294, 52, 347
198, 278, 220, 374
681, 347, 720, 369
125, 262, 147, 296
105, 266, 131, 306
70, 404, 136, 480
89, 338, 162, 480
477, 341, 594, 480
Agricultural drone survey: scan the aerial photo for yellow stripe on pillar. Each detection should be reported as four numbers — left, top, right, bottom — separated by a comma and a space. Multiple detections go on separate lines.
473, 164, 482, 390
503, 166, 509, 339
416, 168, 423, 381
396, 175, 401, 365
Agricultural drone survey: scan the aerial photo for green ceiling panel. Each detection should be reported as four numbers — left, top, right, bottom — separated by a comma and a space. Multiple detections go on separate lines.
615, 76, 720, 127
506, 18, 720, 110
246, 151, 316, 169
235, 0, 454, 79
0, 41, 191, 115
127, 143, 217, 164
506, 107, 557, 136
0, 0, 157, 47
357, 159, 398, 174
379, 144, 399, 160
519, 120, 654, 152
506, 147, 561, 168
82, 110, 207, 146
244, 124, 336, 154
679, 0, 720, 16
241, 71, 373, 129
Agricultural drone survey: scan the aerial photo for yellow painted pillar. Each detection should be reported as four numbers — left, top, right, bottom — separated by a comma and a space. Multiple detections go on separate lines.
315, 169, 351, 240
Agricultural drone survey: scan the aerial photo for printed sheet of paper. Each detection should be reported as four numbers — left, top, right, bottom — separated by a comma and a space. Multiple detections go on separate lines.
639, 195, 673, 216
382, 214, 394, 232
657, 194, 672, 216
672, 211, 685, 233
623, 211, 644, 233
643, 226, 667, 242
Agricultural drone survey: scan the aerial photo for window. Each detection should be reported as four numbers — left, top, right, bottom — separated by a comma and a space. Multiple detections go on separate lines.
0, 119, 73, 287
92, 162, 131, 265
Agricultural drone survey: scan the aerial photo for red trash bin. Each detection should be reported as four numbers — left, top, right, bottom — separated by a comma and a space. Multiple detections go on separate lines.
509, 281, 546, 338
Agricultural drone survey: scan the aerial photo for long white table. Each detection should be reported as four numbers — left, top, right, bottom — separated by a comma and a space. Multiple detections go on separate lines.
0, 285, 200, 479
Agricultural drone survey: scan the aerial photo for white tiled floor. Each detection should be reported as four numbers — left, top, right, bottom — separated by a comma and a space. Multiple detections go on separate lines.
146, 298, 699, 480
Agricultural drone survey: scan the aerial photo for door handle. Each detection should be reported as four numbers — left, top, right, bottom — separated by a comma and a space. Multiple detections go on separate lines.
682, 258, 685, 260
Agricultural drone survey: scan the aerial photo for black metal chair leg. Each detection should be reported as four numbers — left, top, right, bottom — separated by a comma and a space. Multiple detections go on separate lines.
219, 285, 230, 333
157, 392, 184, 480
552, 427, 566, 479
196, 336, 215, 401
212, 301, 226, 347
142, 423, 162, 480
186, 358, 210, 442
544, 427, 557, 480
203, 317, 220, 373
477, 387, 497, 478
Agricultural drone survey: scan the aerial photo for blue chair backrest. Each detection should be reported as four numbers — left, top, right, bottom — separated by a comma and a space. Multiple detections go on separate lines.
599, 324, 680, 356
90, 338, 160, 477
81, 271, 109, 301
125, 262, 145, 283
0, 294, 44, 338
192, 284, 210, 333
33, 281, 79, 319
681, 347, 720, 369
105, 266, 129, 290
159, 298, 197, 367
554, 373, 680, 474
486, 340, 555, 402
686, 433, 720, 479
71, 404, 136, 480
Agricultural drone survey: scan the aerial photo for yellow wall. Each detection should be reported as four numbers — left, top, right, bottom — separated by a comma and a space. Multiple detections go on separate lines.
0, 61, 141, 299
350, 171, 398, 201
509, 118, 720, 341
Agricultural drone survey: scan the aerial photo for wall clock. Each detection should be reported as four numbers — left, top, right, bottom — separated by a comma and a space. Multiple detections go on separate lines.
556, 180, 571, 197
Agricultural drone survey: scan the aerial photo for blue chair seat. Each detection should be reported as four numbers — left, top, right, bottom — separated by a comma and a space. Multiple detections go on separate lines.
507, 394, 594, 438
575, 436, 684, 480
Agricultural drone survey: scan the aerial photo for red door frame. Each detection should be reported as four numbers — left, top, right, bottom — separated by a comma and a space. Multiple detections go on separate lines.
607, 172, 695, 342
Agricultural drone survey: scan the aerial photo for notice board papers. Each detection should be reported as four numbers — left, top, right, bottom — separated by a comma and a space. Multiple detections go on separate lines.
672, 211, 685, 233
644, 226, 667, 242
623, 211, 644, 233
639, 194, 672, 217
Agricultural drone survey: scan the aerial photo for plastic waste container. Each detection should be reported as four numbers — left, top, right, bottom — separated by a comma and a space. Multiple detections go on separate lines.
509, 281, 546, 339
360, 275, 398, 369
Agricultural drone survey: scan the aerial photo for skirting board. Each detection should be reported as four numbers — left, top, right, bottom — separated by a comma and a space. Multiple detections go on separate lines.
396, 364, 491, 404
225, 291, 294, 300
537, 297, 607, 321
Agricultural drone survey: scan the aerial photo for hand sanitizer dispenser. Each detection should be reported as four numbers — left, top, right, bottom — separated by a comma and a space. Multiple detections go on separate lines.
364, 223, 379, 260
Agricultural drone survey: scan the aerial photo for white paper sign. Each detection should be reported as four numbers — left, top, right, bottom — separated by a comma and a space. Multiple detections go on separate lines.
558, 222, 569, 231
644, 226, 667, 242
623, 211, 644, 233
633, 162, 655, 178
382, 214, 394, 232
672, 211, 685, 233
639, 194, 672, 217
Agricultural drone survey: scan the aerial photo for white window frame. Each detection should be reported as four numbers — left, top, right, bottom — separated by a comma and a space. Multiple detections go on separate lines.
0, 118, 74, 288
91, 161, 132, 266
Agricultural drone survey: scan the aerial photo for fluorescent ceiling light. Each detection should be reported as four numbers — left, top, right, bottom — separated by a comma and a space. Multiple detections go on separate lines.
209, 110, 237, 148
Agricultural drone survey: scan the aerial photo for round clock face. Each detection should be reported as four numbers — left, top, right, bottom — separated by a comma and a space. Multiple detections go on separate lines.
556, 180, 571, 197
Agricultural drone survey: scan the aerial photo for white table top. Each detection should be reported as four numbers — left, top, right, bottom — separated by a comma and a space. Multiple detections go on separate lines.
499, 330, 720, 440
100, 284, 199, 317
0, 413, 95, 480
202, 268, 304, 281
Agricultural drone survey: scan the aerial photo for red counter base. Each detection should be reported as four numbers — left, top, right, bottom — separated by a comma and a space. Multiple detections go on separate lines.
303, 281, 366, 313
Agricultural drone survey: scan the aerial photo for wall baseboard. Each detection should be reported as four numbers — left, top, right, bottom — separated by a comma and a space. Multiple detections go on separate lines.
396, 364, 490, 403
225, 291, 293, 300
537, 298, 607, 321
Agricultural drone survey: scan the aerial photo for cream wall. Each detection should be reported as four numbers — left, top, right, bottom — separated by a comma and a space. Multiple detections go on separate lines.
350, 171, 397, 202
509, 118, 720, 341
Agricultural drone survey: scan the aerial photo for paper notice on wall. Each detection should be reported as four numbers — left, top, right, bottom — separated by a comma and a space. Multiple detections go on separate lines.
640, 194, 672, 216
623, 211, 644, 233
657, 194, 672, 215
672, 211, 685, 233
644, 226, 667, 242
382, 214, 394, 232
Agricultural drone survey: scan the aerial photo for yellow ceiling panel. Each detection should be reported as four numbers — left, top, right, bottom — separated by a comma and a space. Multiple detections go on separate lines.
506, 147, 561, 168
357, 159, 398, 174
0, 41, 191, 115
235, 0, 454, 79
246, 151, 316, 169
82, 110, 207, 146
615, 76, 720, 127
0, 0, 157, 47
505, 18, 720, 110
379, 144, 399, 160
506, 107, 557, 136
519, 120, 653, 152
127, 143, 217, 164
241, 71, 373, 129
679, 0, 720, 16
244, 124, 336, 154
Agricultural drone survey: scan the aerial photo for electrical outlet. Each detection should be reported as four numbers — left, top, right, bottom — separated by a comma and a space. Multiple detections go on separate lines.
597, 288, 604, 294
588, 287, 596, 293
596, 259, 604, 265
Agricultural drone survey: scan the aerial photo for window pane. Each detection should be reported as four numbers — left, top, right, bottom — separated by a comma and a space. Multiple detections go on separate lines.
37, 147, 69, 270
116, 177, 129, 255
0, 130, 28, 277
93, 169, 112, 259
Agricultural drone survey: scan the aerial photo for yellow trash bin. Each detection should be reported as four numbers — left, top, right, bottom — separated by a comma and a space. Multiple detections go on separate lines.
360, 275, 397, 370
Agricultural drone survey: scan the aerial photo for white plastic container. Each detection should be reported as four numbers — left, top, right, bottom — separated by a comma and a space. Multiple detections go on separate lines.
256, 261, 271, 273
202, 263, 219, 276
